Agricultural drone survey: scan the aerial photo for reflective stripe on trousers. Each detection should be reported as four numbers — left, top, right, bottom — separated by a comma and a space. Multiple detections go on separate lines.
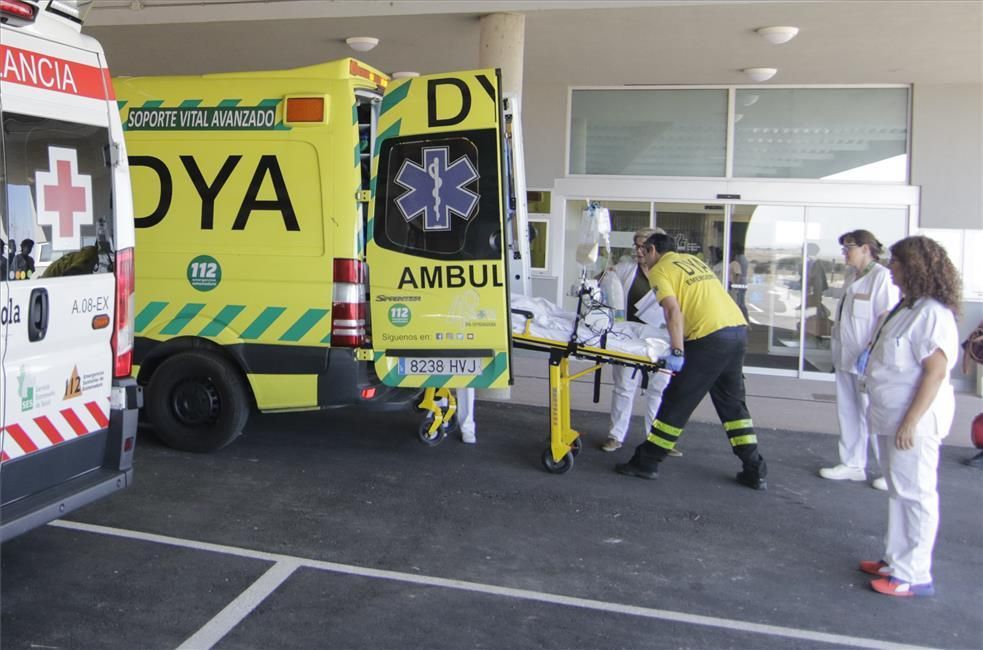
635, 326, 762, 468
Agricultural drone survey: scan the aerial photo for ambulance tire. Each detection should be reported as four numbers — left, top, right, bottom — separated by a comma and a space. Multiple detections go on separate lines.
147, 350, 250, 453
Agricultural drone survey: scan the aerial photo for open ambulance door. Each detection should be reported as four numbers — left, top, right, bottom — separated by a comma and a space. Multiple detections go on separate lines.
366, 69, 512, 390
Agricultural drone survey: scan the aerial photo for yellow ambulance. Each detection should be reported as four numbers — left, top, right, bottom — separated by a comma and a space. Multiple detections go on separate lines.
116, 59, 513, 452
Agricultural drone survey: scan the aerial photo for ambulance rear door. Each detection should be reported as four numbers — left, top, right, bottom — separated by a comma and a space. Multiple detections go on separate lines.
0, 26, 120, 537
366, 69, 512, 389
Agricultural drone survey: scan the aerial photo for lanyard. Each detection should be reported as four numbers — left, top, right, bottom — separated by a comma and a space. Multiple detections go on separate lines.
866, 299, 906, 355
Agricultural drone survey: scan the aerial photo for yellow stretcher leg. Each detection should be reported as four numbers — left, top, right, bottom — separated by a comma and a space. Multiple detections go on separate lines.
542, 351, 600, 474
417, 387, 457, 446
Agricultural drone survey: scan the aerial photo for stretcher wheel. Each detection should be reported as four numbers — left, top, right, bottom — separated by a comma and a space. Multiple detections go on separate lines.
570, 437, 582, 457
541, 448, 574, 474
418, 414, 446, 447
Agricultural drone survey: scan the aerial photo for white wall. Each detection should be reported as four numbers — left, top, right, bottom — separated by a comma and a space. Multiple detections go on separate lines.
911, 83, 983, 230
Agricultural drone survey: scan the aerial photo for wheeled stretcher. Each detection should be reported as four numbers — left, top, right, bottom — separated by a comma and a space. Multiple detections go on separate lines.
511, 308, 670, 474
413, 288, 671, 473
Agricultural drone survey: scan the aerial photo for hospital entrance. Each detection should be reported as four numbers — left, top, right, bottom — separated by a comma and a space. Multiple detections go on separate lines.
551, 181, 917, 380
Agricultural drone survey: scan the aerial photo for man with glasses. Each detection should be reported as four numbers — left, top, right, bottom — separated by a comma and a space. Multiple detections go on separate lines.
615, 233, 767, 490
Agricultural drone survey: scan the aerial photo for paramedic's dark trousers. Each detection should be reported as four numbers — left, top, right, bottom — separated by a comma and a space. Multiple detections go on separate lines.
631, 325, 766, 476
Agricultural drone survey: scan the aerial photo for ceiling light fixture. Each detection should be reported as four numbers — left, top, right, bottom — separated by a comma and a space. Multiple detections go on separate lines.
129, 0, 144, 9
345, 37, 379, 53
391, 71, 420, 79
742, 67, 777, 82
756, 26, 799, 45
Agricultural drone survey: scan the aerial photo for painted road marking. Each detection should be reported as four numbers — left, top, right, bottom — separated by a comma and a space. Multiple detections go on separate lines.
50, 520, 931, 650
177, 560, 299, 650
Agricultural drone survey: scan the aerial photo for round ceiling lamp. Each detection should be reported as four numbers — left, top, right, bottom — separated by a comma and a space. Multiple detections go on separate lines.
756, 26, 799, 45
346, 37, 379, 53
742, 67, 778, 82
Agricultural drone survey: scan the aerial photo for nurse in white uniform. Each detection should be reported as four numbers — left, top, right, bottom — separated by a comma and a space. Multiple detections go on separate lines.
601, 227, 674, 454
820, 230, 899, 489
456, 388, 476, 444
858, 236, 960, 598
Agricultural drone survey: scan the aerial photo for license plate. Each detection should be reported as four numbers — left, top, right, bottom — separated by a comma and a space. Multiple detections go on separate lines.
396, 357, 486, 376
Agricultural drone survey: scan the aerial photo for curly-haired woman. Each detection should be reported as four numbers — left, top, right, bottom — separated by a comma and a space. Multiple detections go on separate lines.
857, 236, 961, 597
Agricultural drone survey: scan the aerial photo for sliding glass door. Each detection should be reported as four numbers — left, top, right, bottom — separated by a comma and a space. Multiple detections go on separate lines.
732, 205, 806, 371
733, 203, 908, 376
800, 206, 908, 376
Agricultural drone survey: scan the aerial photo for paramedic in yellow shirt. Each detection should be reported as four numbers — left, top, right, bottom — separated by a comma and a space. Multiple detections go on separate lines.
614, 232, 768, 490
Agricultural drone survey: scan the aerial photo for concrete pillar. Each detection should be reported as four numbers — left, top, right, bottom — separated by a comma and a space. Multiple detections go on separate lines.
477, 13, 525, 405
479, 12, 525, 99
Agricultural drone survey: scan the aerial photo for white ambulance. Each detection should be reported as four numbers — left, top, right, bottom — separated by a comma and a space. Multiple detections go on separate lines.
0, 0, 140, 542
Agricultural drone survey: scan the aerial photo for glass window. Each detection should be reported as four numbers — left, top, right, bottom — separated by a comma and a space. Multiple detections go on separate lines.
598, 200, 651, 268
654, 203, 726, 262
527, 190, 551, 214
569, 89, 727, 177
734, 88, 909, 181
529, 219, 548, 271
801, 207, 908, 373
737, 205, 807, 371
1, 112, 116, 280
373, 129, 502, 261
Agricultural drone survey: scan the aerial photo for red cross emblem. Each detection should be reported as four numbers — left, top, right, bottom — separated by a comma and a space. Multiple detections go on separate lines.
35, 147, 93, 252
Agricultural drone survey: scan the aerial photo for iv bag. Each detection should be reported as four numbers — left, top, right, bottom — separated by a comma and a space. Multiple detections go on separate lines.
576, 203, 611, 268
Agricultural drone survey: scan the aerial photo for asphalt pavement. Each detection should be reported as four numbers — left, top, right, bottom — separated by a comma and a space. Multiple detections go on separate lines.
1, 401, 981, 649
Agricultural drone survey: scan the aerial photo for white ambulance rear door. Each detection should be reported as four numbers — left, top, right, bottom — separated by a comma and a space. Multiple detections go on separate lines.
0, 28, 117, 484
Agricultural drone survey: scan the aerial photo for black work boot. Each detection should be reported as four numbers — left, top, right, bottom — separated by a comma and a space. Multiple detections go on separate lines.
736, 456, 768, 491
615, 461, 659, 480
615, 447, 660, 480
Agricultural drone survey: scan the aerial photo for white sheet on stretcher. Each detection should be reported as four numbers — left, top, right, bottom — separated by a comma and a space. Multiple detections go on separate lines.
511, 294, 670, 362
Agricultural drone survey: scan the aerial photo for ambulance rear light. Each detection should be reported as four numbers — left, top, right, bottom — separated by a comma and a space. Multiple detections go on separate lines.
331, 303, 366, 347
331, 258, 367, 348
111, 248, 135, 378
285, 97, 326, 123
333, 283, 362, 304
361, 387, 377, 400
0, 0, 36, 21
333, 258, 366, 284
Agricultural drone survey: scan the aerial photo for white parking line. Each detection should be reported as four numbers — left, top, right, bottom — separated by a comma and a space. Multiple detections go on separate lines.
52, 520, 930, 650
177, 561, 298, 650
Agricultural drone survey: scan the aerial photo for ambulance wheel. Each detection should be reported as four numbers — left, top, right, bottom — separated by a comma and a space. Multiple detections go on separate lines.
146, 350, 250, 453
417, 414, 446, 447
541, 448, 574, 474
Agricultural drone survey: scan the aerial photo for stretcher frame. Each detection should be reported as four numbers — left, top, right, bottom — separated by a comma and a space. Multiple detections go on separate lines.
416, 387, 459, 446
511, 308, 669, 474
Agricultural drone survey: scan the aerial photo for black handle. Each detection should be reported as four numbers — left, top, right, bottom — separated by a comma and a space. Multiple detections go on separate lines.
28, 288, 48, 342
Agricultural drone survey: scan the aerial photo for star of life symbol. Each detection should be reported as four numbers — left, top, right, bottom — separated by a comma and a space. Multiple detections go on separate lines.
35, 146, 93, 252
394, 146, 479, 232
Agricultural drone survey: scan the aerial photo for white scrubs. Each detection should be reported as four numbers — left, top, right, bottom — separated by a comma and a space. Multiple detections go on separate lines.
456, 388, 476, 440
830, 263, 898, 469
608, 261, 670, 443
865, 297, 958, 585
